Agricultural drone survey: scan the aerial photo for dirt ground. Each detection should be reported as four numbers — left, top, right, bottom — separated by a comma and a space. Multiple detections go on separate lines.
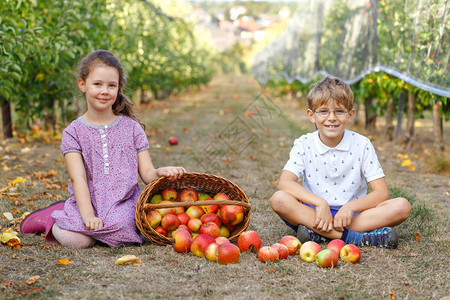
0, 74, 449, 299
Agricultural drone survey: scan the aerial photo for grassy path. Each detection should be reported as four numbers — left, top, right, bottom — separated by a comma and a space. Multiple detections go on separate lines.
0, 74, 448, 299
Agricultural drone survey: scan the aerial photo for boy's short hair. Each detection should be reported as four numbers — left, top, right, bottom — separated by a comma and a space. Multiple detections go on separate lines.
307, 76, 354, 111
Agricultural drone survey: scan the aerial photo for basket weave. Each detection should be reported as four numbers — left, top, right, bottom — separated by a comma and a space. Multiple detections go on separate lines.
136, 172, 251, 246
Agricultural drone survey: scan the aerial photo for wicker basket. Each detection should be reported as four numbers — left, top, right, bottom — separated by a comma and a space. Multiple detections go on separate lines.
136, 172, 251, 246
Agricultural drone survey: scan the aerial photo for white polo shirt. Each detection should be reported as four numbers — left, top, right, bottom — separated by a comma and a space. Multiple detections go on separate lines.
283, 129, 385, 209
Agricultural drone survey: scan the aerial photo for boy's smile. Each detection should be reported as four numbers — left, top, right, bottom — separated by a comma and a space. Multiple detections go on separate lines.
307, 104, 355, 148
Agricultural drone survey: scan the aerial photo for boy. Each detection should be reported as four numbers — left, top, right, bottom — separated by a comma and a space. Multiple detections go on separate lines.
270, 76, 411, 248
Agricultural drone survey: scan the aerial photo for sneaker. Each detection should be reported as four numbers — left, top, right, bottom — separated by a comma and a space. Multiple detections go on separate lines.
361, 227, 398, 249
296, 225, 328, 244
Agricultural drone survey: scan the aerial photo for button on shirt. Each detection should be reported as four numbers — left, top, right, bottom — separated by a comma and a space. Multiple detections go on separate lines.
282, 129, 385, 209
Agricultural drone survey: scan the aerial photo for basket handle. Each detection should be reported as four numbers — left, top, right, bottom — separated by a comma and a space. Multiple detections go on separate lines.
143, 200, 251, 211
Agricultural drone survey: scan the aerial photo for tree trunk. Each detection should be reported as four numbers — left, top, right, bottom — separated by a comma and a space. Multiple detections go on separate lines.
404, 92, 416, 148
432, 100, 444, 151
385, 93, 395, 141
395, 92, 406, 140
364, 97, 377, 133
1, 97, 13, 139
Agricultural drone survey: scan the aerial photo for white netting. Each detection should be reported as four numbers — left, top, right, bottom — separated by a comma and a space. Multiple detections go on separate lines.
252, 0, 449, 97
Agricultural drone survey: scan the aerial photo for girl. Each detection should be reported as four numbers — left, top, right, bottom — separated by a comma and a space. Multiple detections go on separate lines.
21, 50, 185, 248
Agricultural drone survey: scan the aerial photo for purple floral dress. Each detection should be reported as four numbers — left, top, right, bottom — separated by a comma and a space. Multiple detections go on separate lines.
51, 116, 149, 248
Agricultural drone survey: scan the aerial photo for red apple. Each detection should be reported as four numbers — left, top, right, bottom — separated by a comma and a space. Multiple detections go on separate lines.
327, 239, 346, 256
154, 226, 167, 236
214, 192, 231, 200
200, 198, 219, 214
217, 243, 240, 264
201, 213, 222, 227
155, 200, 176, 217
225, 223, 236, 233
161, 188, 177, 201
237, 230, 262, 253
219, 226, 230, 238
161, 214, 180, 231
146, 210, 162, 228
299, 241, 322, 262
220, 205, 244, 226
340, 244, 361, 263
215, 237, 230, 244
315, 249, 339, 268
176, 212, 190, 226
258, 246, 279, 263
176, 224, 190, 232
186, 206, 204, 219
168, 136, 178, 145
174, 206, 185, 214
204, 242, 219, 262
199, 222, 221, 239
271, 243, 290, 260
187, 218, 203, 233
279, 235, 302, 255
179, 189, 198, 202
172, 228, 192, 253
190, 234, 215, 258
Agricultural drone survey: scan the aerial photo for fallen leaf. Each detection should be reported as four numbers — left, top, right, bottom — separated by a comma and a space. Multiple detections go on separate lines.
389, 290, 396, 300
17, 287, 42, 295
401, 159, 413, 167
2, 212, 14, 221
408, 165, 416, 171
45, 170, 58, 178
58, 258, 73, 265
25, 275, 40, 285
414, 232, 421, 241
264, 268, 276, 273
114, 255, 141, 265
21, 147, 31, 154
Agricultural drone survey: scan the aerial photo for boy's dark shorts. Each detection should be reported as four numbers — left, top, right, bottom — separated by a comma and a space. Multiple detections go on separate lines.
282, 203, 360, 232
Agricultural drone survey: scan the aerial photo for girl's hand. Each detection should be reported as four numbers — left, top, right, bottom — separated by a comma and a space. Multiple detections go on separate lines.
157, 166, 186, 181
82, 216, 103, 230
314, 201, 334, 232
333, 204, 353, 232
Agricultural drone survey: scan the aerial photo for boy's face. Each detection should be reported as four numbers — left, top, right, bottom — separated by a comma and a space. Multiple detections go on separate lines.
307, 100, 355, 147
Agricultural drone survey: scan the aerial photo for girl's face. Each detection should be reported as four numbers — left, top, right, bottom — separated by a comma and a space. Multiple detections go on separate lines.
77, 65, 119, 115
307, 100, 355, 148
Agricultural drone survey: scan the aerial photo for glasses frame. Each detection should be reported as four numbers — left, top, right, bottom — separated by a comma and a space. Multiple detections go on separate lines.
313, 109, 349, 117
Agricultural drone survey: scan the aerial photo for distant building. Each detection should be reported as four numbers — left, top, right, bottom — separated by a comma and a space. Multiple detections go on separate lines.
229, 5, 247, 20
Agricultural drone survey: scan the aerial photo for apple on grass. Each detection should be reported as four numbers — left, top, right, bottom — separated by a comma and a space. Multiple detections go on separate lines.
176, 212, 190, 226
258, 246, 279, 263
161, 214, 180, 231
172, 228, 192, 253
186, 206, 204, 219
190, 234, 216, 258
161, 188, 177, 201
220, 205, 244, 226
238, 231, 262, 253
315, 249, 339, 268
146, 210, 162, 228
168, 136, 178, 145
299, 241, 322, 262
179, 189, 198, 202
327, 239, 346, 256
340, 244, 361, 263
279, 235, 302, 255
199, 222, 221, 239
205, 242, 219, 262
271, 243, 290, 260
201, 213, 222, 227
188, 218, 203, 233
217, 243, 240, 264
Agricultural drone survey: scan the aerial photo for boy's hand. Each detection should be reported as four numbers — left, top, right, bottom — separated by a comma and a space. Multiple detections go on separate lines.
157, 166, 186, 180
82, 216, 103, 230
333, 204, 354, 231
314, 202, 334, 232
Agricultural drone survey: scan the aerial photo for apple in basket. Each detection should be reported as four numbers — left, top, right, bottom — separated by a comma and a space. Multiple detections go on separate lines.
155, 225, 167, 236
220, 205, 244, 226
161, 214, 180, 231
146, 210, 162, 228
188, 218, 203, 233
198, 193, 211, 201
237, 231, 262, 253
199, 222, 221, 239
155, 201, 176, 217
150, 194, 163, 204
176, 213, 190, 226
190, 234, 216, 258
201, 213, 222, 227
219, 225, 230, 238
201, 198, 219, 214
179, 189, 198, 202
161, 188, 177, 201
213, 192, 231, 201
172, 228, 192, 253
186, 206, 204, 219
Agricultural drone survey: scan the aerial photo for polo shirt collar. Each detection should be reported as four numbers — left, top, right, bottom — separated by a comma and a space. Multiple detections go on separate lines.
314, 129, 351, 154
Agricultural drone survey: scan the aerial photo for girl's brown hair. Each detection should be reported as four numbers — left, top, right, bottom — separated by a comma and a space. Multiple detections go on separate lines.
79, 50, 143, 127
307, 76, 354, 111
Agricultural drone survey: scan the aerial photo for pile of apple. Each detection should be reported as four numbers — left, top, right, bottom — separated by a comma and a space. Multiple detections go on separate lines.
256, 235, 361, 268
146, 188, 245, 240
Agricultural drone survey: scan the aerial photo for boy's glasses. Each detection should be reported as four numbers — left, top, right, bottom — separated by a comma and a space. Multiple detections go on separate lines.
314, 109, 348, 117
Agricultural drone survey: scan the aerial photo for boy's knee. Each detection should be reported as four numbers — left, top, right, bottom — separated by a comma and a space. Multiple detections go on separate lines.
394, 197, 412, 220
269, 191, 290, 212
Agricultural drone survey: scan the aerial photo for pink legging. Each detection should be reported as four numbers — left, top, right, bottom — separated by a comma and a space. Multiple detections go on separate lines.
52, 223, 96, 249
